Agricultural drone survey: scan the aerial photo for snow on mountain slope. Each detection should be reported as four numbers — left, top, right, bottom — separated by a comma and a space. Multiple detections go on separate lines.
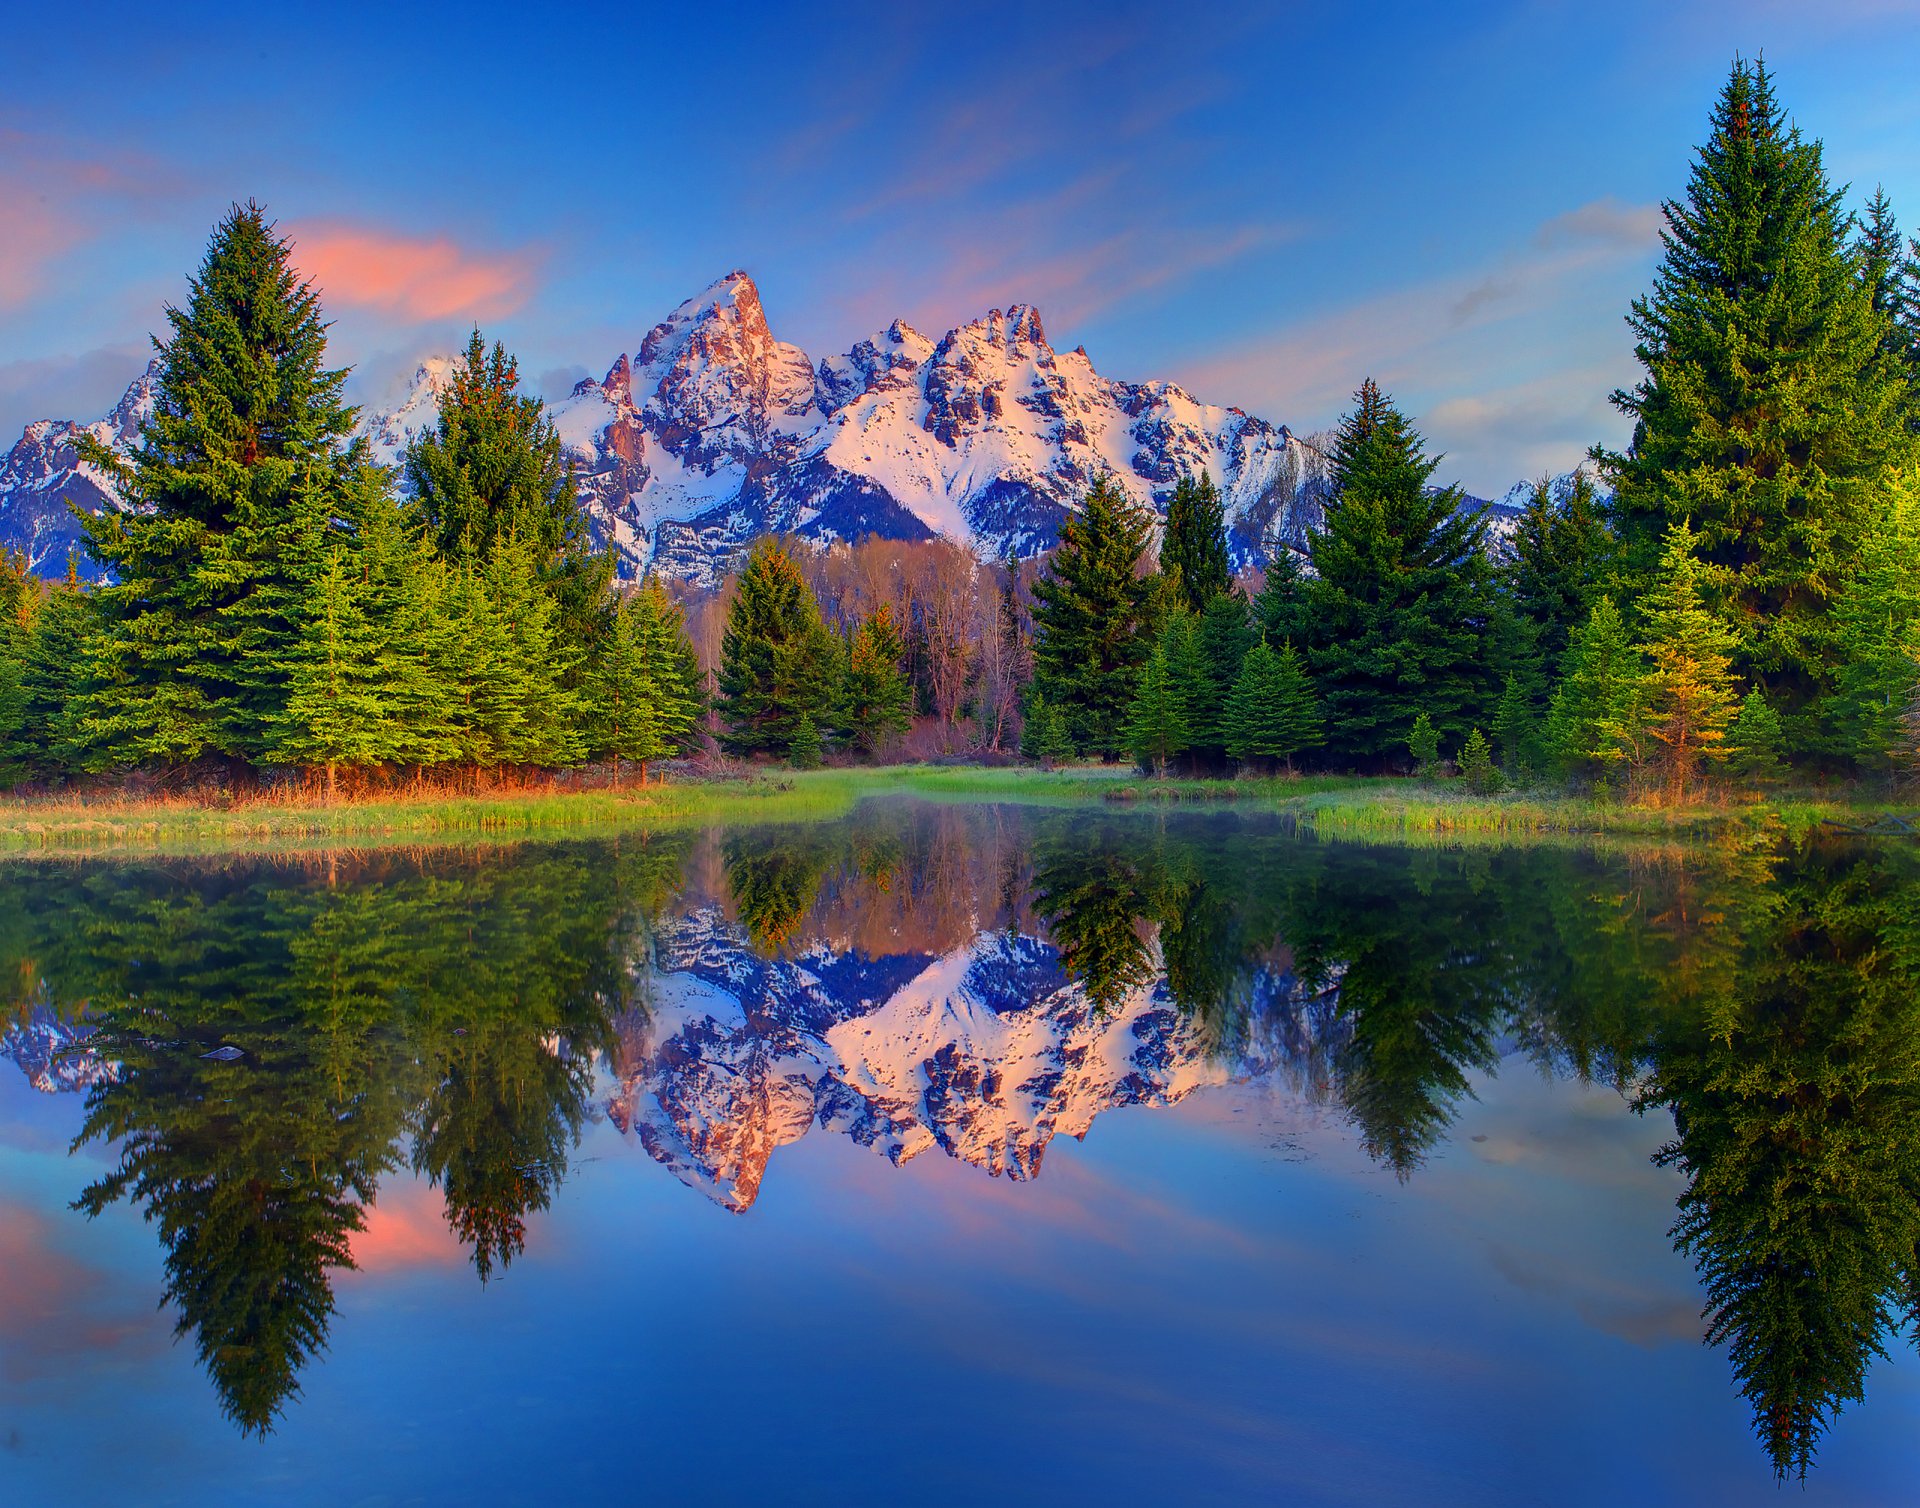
0, 271, 1548, 587
0, 1006, 119, 1094
605, 908, 1341, 1210
0, 359, 158, 578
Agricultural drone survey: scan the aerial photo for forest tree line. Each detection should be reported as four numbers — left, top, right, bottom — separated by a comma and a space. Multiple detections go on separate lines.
0, 57, 1917, 798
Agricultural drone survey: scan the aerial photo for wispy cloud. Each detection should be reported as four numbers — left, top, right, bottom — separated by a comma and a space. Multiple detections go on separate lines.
290, 223, 539, 323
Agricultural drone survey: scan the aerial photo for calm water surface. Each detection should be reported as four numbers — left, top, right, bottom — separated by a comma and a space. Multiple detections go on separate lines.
2, 800, 1918, 1505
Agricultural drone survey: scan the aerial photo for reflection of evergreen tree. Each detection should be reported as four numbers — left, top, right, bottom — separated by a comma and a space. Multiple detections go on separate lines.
722, 830, 836, 954
1641, 843, 1920, 1480
1031, 825, 1166, 1012
41, 843, 671, 1431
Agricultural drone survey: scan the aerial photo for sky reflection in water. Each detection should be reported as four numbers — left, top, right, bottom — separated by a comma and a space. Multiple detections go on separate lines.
1, 800, 1917, 1506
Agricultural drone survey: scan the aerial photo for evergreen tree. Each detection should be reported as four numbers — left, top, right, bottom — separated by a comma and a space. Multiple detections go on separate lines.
1191, 593, 1254, 759
13, 563, 97, 777
586, 580, 701, 783
482, 538, 582, 768
1830, 472, 1920, 770
839, 602, 912, 757
273, 549, 397, 797
1224, 639, 1323, 772
1491, 671, 1545, 779
402, 329, 612, 644
1637, 523, 1742, 803
1253, 547, 1308, 645
1504, 470, 1615, 673
1020, 689, 1073, 767
78, 202, 362, 768
1856, 188, 1920, 382
717, 539, 839, 757
1161, 472, 1232, 613
1547, 596, 1647, 778
1599, 59, 1917, 746
1125, 631, 1190, 774
787, 711, 824, 770
1303, 380, 1497, 762
1031, 475, 1158, 760
1407, 710, 1439, 775
1726, 689, 1789, 784
1458, 727, 1496, 793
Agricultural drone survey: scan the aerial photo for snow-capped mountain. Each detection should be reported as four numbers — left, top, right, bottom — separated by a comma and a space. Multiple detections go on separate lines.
0, 1005, 119, 1094
0, 359, 158, 579
0, 272, 1546, 585
606, 905, 1346, 1211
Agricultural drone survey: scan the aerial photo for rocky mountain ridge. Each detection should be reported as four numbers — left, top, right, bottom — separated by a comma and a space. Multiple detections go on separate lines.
0, 271, 1549, 585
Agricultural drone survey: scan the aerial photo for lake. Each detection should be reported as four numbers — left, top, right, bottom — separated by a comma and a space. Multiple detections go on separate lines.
2, 799, 1917, 1505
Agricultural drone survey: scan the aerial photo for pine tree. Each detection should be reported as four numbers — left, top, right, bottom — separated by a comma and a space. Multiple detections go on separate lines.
403, 329, 612, 645
1253, 547, 1308, 645
1504, 470, 1615, 674
1125, 632, 1190, 774
274, 549, 398, 798
12, 562, 97, 777
1407, 710, 1440, 775
1491, 672, 1544, 779
1161, 472, 1231, 614
787, 711, 823, 770
1856, 188, 1920, 381
1020, 689, 1073, 767
1726, 689, 1789, 784
1224, 639, 1323, 772
1457, 727, 1496, 793
1637, 523, 1743, 803
839, 602, 912, 758
1191, 593, 1254, 759
1303, 381, 1497, 762
1599, 59, 1917, 747
1831, 472, 1920, 770
1031, 475, 1158, 760
717, 539, 839, 756
78, 203, 362, 768
1547, 595, 1647, 778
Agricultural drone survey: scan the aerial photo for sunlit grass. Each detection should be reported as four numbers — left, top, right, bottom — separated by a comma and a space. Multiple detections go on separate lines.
0, 763, 1901, 855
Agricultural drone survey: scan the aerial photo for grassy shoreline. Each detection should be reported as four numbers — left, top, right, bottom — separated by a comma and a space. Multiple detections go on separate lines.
0, 765, 1904, 855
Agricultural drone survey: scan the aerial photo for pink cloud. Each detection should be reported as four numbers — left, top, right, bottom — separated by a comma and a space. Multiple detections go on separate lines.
291, 224, 538, 323
347, 1177, 463, 1272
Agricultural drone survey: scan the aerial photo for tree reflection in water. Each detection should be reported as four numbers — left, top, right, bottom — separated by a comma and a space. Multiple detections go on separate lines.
4, 808, 1918, 1476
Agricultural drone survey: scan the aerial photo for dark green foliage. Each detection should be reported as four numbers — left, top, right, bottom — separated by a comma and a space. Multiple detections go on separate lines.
1407, 710, 1439, 774
1458, 727, 1496, 793
1855, 187, 1920, 381
1031, 475, 1159, 760
588, 579, 702, 780
1253, 547, 1308, 645
1031, 831, 1163, 1012
78, 202, 361, 767
1547, 595, 1645, 775
1303, 381, 1497, 762
1020, 689, 1073, 765
1491, 672, 1545, 779
1726, 689, 1788, 784
402, 329, 611, 644
1191, 593, 1255, 756
1504, 471, 1615, 674
787, 711, 824, 769
839, 602, 912, 757
1830, 475, 1920, 770
1599, 59, 1917, 744
1126, 626, 1191, 773
717, 539, 839, 756
1224, 639, 1323, 770
1161, 472, 1232, 613
1637, 522, 1742, 802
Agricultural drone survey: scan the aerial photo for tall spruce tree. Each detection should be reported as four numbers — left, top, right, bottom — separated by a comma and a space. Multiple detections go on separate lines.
1161, 472, 1232, 614
1856, 188, 1920, 385
839, 602, 912, 758
587, 580, 701, 783
1830, 472, 1920, 770
717, 539, 839, 756
1191, 593, 1255, 760
1547, 595, 1646, 778
1637, 523, 1743, 803
1126, 631, 1191, 775
79, 202, 362, 769
1225, 639, 1323, 772
1031, 475, 1159, 760
403, 330, 612, 644
1599, 59, 1916, 750
1504, 470, 1615, 674
1302, 380, 1496, 763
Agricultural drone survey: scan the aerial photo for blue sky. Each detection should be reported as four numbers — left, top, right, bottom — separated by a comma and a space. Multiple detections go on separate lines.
3, 0, 1918, 495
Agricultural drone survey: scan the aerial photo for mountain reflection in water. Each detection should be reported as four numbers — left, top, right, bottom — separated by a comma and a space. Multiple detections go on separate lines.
3, 801, 1919, 1486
